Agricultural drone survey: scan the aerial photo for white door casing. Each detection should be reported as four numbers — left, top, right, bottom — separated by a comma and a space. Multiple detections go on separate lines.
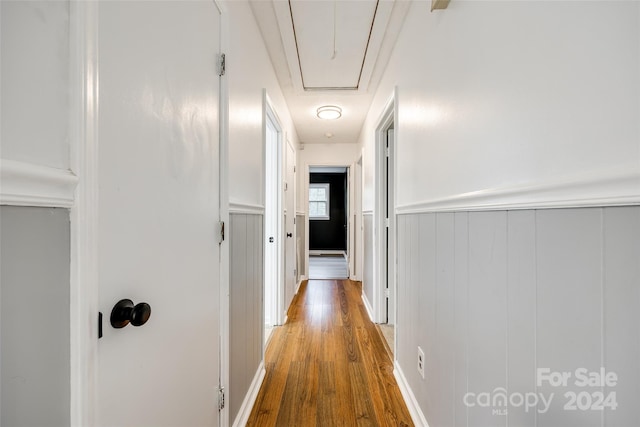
264, 92, 284, 332
97, 2, 223, 426
284, 139, 297, 312
375, 92, 397, 326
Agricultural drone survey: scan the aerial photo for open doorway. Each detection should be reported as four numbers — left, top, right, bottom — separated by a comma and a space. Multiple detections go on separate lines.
375, 95, 396, 356
307, 166, 349, 280
264, 93, 284, 346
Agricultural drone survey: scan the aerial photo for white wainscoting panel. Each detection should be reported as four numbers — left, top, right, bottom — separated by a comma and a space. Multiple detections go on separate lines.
229, 213, 264, 423
395, 206, 640, 427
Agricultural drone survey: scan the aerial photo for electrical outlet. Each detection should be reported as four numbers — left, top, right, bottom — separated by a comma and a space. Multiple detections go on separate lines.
417, 346, 425, 379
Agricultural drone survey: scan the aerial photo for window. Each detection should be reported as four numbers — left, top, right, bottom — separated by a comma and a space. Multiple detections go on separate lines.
309, 183, 330, 220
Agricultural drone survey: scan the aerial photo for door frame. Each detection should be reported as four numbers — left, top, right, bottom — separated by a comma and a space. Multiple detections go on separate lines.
262, 90, 285, 333
284, 137, 297, 312
304, 163, 353, 280
352, 153, 363, 281
217, 1, 230, 425
69, 2, 230, 424
69, 1, 99, 425
374, 90, 397, 327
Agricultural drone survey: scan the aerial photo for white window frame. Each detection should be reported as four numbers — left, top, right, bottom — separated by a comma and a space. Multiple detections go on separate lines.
309, 183, 330, 220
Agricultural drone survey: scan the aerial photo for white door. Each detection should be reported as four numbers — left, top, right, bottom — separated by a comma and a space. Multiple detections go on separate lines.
97, 2, 222, 426
264, 107, 282, 332
284, 140, 296, 312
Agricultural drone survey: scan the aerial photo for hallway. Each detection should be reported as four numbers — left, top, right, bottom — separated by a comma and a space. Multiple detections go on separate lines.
247, 280, 412, 426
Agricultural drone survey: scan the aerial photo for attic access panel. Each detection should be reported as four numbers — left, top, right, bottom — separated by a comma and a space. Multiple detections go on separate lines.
289, 0, 378, 91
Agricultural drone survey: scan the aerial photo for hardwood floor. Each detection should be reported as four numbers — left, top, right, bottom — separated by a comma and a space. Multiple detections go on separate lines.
247, 279, 413, 427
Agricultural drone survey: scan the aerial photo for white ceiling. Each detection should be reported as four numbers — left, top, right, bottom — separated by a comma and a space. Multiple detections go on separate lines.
249, 0, 410, 144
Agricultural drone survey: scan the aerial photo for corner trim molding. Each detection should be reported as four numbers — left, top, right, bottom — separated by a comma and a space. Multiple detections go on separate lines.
232, 362, 266, 427
396, 168, 640, 215
229, 201, 265, 215
394, 362, 429, 427
0, 159, 79, 208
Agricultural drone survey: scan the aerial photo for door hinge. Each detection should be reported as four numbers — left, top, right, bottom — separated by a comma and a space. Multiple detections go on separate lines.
385, 147, 390, 157
217, 53, 226, 76
385, 218, 390, 228
218, 221, 225, 244
218, 386, 226, 411
385, 288, 390, 298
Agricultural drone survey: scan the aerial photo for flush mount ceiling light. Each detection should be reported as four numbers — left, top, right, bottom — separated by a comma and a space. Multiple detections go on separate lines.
316, 105, 342, 120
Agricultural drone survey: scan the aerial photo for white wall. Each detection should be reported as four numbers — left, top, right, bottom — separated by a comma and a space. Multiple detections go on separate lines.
0, 2, 73, 425
297, 143, 361, 212
1, 1, 70, 169
227, 0, 299, 208
361, 0, 639, 211
359, 1, 640, 426
225, 2, 299, 423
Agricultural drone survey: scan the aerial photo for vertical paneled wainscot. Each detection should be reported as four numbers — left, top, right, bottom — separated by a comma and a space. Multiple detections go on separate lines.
1, 207, 71, 427
396, 207, 640, 427
229, 212, 264, 424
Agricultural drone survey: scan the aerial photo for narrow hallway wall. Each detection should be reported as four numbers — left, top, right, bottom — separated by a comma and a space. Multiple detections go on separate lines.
359, 1, 640, 426
225, 1, 299, 423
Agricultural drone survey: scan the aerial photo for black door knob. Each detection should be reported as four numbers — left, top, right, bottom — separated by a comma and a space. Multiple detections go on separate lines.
110, 299, 152, 328
286, 233, 293, 238
269, 237, 274, 243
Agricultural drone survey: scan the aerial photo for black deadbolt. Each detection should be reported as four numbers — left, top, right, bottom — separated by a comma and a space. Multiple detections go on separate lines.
110, 299, 152, 329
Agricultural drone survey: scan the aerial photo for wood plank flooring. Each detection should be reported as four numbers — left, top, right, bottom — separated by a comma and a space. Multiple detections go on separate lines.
247, 279, 413, 427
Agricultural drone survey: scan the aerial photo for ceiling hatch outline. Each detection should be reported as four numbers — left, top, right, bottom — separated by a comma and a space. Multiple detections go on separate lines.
288, 0, 380, 92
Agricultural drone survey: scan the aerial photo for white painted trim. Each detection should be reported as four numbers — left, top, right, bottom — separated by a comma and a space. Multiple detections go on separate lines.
263, 90, 285, 331
396, 168, 640, 214
216, 1, 230, 426
303, 161, 355, 297
69, 1, 99, 426
361, 290, 374, 322
296, 211, 305, 216
231, 362, 266, 427
229, 201, 265, 215
394, 362, 429, 427
0, 159, 78, 208
374, 90, 397, 325
363, 210, 374, 216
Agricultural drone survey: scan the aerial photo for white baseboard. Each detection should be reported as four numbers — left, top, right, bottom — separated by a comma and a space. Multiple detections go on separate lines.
361, 291, 374, 322
232, 361, 266, 427
394, 362, 429, 427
